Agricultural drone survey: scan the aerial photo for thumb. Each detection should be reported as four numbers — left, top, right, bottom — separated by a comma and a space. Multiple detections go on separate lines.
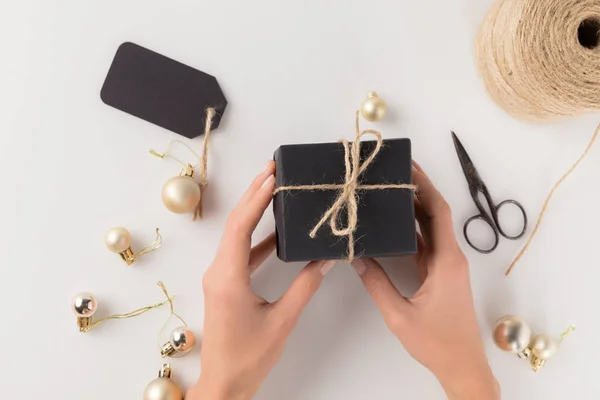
276, 260, 336, 320
352, 258, 411, 321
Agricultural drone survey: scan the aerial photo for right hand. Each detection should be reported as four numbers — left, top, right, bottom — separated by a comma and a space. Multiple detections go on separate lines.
351, 162, 500, 400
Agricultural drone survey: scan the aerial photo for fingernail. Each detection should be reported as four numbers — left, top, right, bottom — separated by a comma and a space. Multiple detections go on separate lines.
320, 260, 336, 276
261, 174, 275, 189
352, 259, 367, 276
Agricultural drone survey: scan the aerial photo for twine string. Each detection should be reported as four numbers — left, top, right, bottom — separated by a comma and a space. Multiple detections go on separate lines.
273, 111, 417, 261
149, 108, 216, 221
477, 0, 600, 274
156, 281, 188, 350
196, 107, 216, 220
506, 124, 600, 275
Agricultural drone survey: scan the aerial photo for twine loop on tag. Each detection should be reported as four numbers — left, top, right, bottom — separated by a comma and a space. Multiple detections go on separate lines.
274, 112, 417, 261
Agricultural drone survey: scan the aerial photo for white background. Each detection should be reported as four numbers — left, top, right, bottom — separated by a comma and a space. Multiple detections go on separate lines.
1, 0, 598, 399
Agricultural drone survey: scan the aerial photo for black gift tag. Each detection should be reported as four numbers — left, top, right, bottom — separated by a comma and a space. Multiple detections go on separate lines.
101, 42, 227, 138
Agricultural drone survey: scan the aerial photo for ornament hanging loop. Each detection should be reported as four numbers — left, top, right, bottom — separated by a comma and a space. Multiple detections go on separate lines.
149, 140, 202, 169
559, 325, 576, 345
159, 364, 173, 379
156, 281, 196, 358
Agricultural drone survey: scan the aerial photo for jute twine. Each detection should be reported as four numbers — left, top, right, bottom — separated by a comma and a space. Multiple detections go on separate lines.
476, 0, 600, 121
273, 112, 417, 261
195, 107, 216, 220
476, 0, 600, 275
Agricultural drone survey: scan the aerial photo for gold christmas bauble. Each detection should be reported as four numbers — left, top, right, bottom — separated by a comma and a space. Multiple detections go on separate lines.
143, 377, 183, 400
530, 334, 558, 360
161, 176, 201, 214
104, 227, 132, 253
360, 92, 387, 122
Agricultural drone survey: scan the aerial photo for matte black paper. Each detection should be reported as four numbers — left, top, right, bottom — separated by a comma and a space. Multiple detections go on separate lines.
274, 139, 417, 262
101, 42, 227, 138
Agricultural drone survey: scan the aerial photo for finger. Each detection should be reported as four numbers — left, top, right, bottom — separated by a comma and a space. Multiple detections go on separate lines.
415, 233, 428, 283
248, 232, 277, 273
352, 258, 411, 318
414, 196, 432, 246
412, 159, 424, 173
414, 232, 426, 263
239, 161, 276, 205
276, 260, 336, 320
412, 167, 455, 250
215, 165, 276, 273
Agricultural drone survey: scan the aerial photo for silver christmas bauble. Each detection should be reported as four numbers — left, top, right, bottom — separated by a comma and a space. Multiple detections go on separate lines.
530, 334, 558, 360
72, 293, 97, 317
161, 176, 201, 214
105, 227, 132, 253
170, 326, 196, 354
143, 377, 183, 400
493, 315, 532, 353
360, 92, 387, 122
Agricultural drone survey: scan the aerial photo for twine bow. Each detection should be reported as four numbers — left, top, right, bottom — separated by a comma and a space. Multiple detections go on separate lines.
274, 111, 417, 261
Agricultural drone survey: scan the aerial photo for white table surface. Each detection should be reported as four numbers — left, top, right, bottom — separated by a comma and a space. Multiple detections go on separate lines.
1, 0, 598, 399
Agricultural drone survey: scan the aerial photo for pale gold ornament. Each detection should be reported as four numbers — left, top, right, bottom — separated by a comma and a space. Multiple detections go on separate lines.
161, 165, 201, 214
492, 315, 575, 372
529, 334, 558, 372
143, 364, 183, 400
104, 227, 162, 265
360, 92, 387, 122
150, 108, 216, 221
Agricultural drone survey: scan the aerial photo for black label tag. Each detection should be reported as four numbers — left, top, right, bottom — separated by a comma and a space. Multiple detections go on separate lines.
101, 42, 227, 138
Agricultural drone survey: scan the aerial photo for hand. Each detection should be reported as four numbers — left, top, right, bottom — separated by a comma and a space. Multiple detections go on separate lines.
351, 162, 500, 400
187, 161, 336, 400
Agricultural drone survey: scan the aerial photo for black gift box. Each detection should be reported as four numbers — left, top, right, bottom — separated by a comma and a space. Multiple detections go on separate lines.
273, 138, 417, 262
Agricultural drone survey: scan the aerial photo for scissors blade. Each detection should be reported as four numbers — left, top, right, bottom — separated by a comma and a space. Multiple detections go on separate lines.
451, 131, 485, 190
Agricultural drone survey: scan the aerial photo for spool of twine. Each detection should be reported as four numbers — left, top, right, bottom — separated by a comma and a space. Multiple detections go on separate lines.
475, 0, 600, 275
476, 0, 600, 121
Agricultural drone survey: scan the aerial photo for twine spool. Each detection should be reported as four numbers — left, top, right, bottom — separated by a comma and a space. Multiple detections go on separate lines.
476, 0, 600, 121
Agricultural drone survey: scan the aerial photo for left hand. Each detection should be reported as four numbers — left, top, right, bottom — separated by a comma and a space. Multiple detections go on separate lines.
187, 161, 336, 400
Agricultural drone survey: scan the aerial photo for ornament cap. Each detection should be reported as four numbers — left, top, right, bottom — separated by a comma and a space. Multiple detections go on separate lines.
530, 355, 547, 372
180, 164, 195, 178
118, 248, 135, 265
159, 364, 173, 379
77, 316, 92, 332
367, 91, 379, 98
161, 342, 177, 358
517, 347, 532, 360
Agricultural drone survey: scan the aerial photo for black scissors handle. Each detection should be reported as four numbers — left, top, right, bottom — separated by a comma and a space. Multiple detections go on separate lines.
464, 196, 528, 254
494, 200, 528, 240
464, 213, 500, 254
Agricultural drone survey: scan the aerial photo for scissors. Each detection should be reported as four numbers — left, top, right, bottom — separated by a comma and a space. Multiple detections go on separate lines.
451, 132, 528, 254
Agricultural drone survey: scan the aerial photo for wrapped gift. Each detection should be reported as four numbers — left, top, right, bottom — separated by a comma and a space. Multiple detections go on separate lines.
273, 117, 417, 262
